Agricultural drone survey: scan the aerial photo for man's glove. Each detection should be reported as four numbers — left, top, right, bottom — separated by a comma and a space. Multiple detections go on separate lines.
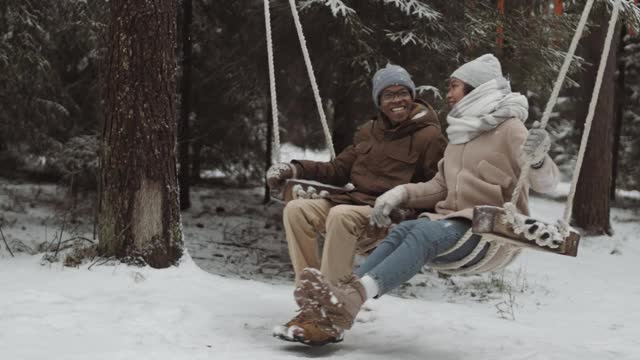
522, 122, 551, 169
266, 163, 296, 190
370, 186, 408, 228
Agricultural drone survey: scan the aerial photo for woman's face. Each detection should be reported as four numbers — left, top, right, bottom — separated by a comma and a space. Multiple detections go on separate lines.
446, 78, 466, 108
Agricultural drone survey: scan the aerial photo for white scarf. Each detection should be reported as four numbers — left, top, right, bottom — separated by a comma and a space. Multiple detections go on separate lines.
446, 78, 529, 145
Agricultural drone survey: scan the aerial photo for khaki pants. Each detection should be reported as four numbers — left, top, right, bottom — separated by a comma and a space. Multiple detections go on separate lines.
283, 198, 374, 285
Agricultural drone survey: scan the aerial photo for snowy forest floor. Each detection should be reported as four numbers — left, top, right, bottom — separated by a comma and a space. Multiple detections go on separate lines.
1, 178, 640, 359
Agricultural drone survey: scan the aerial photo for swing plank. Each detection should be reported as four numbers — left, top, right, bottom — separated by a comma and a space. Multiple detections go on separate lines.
280, 179, 351, 202
472, 206, 580, 257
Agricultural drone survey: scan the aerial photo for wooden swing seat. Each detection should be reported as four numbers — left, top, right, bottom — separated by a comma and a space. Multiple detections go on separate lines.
472, 205, 580, 257
281, 179, 350, 202
277, 180, 580, 258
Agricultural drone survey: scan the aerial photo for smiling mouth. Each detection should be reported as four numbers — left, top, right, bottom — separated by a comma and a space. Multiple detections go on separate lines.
391, 106, 406, 113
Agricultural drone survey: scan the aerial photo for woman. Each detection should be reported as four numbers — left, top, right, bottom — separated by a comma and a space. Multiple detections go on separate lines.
280, 54, 560, 346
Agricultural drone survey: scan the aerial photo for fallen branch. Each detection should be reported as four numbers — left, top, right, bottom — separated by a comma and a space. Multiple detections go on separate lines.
88, 256, 116, 271
60, 236, 95, 245
0, 224, 14, 257
53, 210, 69, 258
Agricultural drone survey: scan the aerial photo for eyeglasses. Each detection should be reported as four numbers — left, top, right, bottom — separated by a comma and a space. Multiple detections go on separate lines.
380, 89, 411, 102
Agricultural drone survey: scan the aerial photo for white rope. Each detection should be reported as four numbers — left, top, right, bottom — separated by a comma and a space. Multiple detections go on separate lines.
510, 0, 596, 204
264, 0, 281, 163
503, 202, 569, 248
287, 0, 336, 159
563, 0, 622, 223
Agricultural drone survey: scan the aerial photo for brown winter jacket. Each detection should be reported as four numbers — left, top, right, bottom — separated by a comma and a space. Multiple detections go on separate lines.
403, 118, 560, 220
291, 100, 447, 206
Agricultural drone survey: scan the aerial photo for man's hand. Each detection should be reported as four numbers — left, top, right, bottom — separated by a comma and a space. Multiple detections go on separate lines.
266, 163, 295, 191
370, 186, 408, 228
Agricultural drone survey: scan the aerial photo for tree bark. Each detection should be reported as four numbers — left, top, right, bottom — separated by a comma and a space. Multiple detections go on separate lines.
496, 0, 506, 54
611, 25, 627, 202
572, 10, 621, 235
178, 0, 193, 210
99, 0, 183, 267
191, 138, 202, 182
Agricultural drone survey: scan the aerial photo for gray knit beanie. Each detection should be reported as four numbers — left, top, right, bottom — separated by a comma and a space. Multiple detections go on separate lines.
450, 54, 505, 88
371, 64, 416, 108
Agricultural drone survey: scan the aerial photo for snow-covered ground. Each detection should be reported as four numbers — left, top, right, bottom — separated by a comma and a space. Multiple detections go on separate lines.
1, 179, 639, 359
279, 142, 331, 163
549, 182, 640, 201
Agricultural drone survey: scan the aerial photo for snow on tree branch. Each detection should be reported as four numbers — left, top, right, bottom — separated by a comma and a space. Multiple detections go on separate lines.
416, 85, 442, 100
381, 0, 440, 21
35, 98, 70, 117
610, 0, 640, 33
385, 30, 455, 53
386, 30, 418, 46
299, 0, 355, 18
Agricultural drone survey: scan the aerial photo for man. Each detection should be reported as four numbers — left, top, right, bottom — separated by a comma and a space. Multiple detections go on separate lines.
269, 64, 447, 345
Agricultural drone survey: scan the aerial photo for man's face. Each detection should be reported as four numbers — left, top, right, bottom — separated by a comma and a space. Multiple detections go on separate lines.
446, 78, 466, 108
379, 85, 413, 125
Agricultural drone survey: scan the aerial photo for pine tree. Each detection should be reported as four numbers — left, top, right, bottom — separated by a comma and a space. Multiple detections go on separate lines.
99, 0, 183, 268
178, 0, 193, 210
0, 0, 106, 174
572, 5, 622, 235
618, 31, 640, 190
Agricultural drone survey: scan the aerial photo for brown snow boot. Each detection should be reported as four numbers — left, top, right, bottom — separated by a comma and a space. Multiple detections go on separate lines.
273, 311, 344, 346
295, 268, 367, 331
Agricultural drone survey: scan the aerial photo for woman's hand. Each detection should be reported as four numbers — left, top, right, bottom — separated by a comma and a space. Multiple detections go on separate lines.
370, 186, 408, 228
522, 123, 551, 168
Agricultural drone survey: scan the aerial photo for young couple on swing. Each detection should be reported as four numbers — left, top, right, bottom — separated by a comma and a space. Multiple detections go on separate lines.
267, 54, 560, 346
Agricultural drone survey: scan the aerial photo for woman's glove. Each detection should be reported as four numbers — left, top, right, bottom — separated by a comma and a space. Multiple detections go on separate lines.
370, 186, 408, 228
522, 123, 551, 168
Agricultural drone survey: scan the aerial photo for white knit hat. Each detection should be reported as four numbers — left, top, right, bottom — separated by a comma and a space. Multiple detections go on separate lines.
450, 54, 505, 88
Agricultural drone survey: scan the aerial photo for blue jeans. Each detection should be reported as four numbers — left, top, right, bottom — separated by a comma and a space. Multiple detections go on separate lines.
354, 218, 487, 296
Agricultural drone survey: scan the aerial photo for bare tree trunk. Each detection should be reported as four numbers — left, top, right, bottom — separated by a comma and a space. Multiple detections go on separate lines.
191, 138, 202, 182
178, 0, 193, 210
496, 0, 505, 55
99, 0, 183, 268
572, 11, 621, 235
